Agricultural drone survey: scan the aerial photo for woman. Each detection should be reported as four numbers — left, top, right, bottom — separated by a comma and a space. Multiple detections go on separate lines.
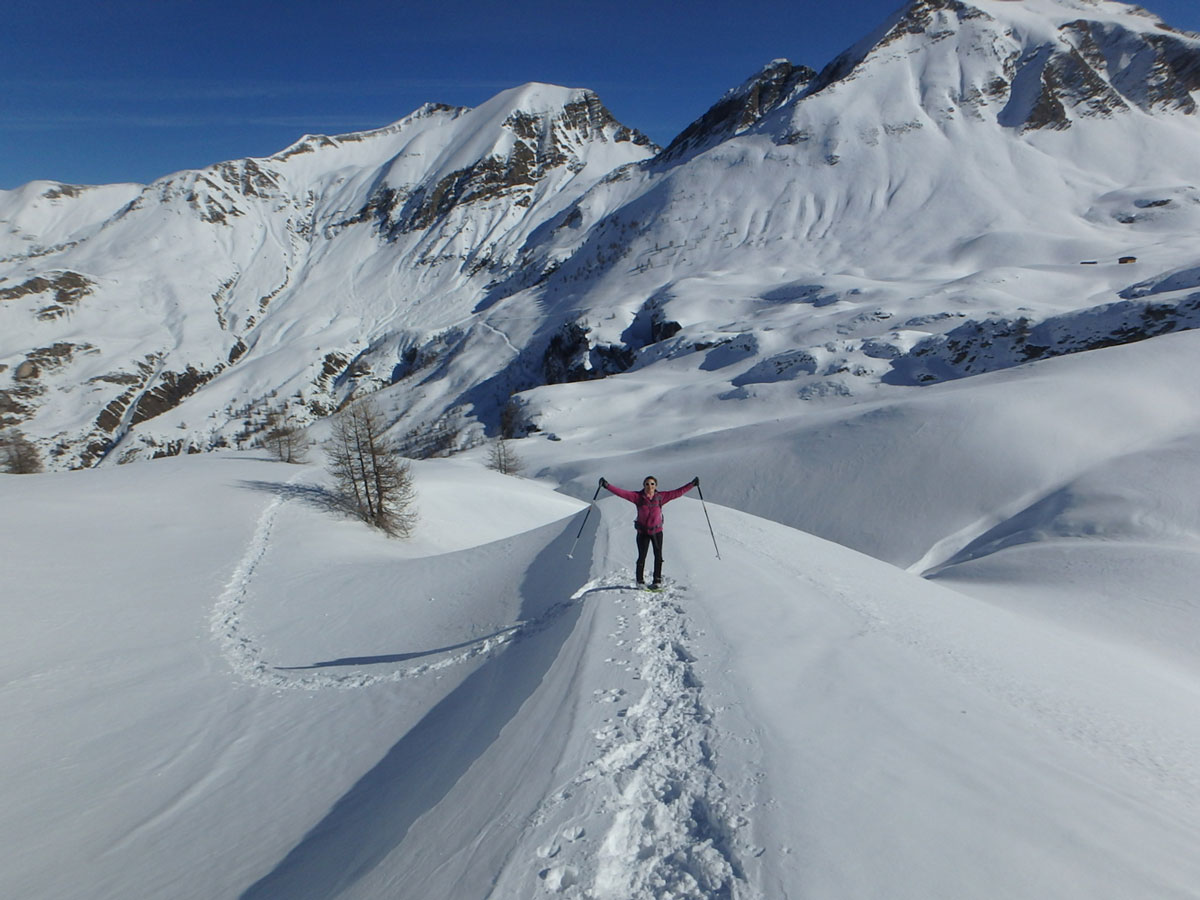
599, 474, 699, 589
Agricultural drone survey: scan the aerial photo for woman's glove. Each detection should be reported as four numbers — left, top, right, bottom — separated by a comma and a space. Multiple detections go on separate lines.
692, 476, 700, 487
599, 477, 608, 488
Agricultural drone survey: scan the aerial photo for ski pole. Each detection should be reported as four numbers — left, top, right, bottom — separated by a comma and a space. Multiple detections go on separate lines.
567, 481, 604, 558
695, 481, 721, 560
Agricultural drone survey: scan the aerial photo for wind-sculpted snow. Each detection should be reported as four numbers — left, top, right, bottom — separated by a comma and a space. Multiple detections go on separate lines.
6, 413, 1200, 897
212, 469, 590, 691
209, 475, 523, 691
208, 469, 759, 899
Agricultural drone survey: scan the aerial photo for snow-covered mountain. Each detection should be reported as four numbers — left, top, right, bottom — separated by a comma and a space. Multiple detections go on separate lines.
2, 0, 1200, 475
0, 85, 655, 466
506, 0, 1200, 393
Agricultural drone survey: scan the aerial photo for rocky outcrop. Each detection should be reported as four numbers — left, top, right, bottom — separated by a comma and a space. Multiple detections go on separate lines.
877, 0, 992, 48
888, 293, 1200, 385
1062, 19, 1200, 115
130, 366, 218, 426
0, 271, 94, 319
126, 157, 288, 227
1009, 19, 1200, 132
1001, 9, 1200, 132
359, 91, 655, 238
805, 0, 1200, 133
659, 60, 817, 165
542, 322, 634, 384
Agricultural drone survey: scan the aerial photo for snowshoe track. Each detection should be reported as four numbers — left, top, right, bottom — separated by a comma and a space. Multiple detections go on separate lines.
211, 479, 581, 691
531, 574, 756, 900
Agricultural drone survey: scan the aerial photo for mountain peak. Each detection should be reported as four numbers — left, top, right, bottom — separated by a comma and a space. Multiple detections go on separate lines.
800, 0, 1200, 133
483, 82, 596, 112
658, 59, 817, 164
325, 82, 656, 244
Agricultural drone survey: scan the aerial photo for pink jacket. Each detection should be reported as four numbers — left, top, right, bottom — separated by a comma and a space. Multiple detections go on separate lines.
604, 481, 696, 534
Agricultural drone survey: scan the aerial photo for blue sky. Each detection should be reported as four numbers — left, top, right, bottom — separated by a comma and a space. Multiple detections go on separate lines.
3, 0, 1200, 189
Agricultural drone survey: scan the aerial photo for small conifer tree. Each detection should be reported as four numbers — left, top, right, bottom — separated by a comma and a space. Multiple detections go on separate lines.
486, 438, 524, 476
326, 398, 416, 536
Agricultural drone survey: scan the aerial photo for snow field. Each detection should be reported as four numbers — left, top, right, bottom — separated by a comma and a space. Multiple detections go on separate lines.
7, 322, 1200, 898
213, 459, 587, 691
0, 454, 594, 900
667, 503, 1200, 899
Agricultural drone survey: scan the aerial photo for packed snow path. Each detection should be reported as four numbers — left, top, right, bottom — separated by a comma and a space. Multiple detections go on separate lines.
223, 482, 1200, 899
522, 575, 753, 899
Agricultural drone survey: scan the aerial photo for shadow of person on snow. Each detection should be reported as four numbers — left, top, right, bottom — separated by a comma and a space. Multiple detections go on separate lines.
239, 508, 598, 900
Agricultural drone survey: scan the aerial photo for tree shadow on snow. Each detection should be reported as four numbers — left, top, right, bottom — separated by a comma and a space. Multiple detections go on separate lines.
238, 508, 599, 900
237, 479, 356, 516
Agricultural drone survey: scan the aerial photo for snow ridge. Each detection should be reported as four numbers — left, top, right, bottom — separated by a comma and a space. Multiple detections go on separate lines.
210, 481, 580, 690
533, 575, 755, 900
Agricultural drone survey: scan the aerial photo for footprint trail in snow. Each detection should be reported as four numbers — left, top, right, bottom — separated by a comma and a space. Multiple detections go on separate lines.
531, 574, 760, 900
210, 480, 578, 691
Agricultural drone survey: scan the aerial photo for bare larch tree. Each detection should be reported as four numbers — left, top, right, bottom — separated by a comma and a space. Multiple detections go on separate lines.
486, 438, 524, 476
326, 398, 416, 536
261, 409, 309, 463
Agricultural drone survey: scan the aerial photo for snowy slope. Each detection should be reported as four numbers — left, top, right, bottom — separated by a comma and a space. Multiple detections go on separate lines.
496, 0, 1200, 403
4, 324, 1200, 897
0, 86, 654, 468
0, 454, 591, 899
3, 0, 1200, 477
4, 392, 1200, 897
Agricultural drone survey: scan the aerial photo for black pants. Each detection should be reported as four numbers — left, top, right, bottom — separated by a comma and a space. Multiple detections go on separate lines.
636, 529, 664, 584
